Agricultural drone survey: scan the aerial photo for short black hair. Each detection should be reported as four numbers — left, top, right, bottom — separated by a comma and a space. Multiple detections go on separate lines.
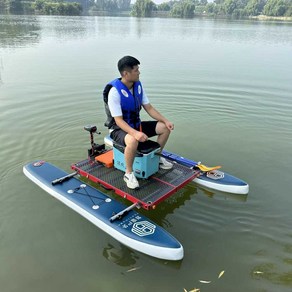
117, 56, 140, 74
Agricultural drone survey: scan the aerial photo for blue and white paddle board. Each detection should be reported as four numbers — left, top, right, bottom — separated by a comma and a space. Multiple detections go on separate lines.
104, 135, 249, 195
23, 161, 183, 261
161, 150, 249, 195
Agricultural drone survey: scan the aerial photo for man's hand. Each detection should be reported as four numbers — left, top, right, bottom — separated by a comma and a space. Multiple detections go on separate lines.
143, 104, 174, 131
165, 120, 174, 131
134, 131, 148, 142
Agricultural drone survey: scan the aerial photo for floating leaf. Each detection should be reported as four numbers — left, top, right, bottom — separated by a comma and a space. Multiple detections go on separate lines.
189, 288, 200, 292
218, 270, 225, 279
183, 288, 188, 292
126, 266, 141, 273
254, 271, 264, 274
199, 280, 211, 284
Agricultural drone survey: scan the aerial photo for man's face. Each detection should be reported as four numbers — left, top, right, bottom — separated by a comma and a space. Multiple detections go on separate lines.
124, 65, 140, 82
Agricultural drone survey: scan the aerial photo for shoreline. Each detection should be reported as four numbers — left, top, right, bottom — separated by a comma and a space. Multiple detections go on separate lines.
249, 15, 292, 21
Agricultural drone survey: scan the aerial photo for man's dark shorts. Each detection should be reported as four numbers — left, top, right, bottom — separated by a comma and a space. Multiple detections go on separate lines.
110, 121, 158, 146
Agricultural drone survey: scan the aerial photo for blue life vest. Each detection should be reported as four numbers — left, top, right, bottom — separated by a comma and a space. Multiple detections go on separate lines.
103, 78, 143, 130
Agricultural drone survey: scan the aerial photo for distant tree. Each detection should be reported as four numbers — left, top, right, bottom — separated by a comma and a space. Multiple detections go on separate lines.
170, 0, 195, 18
117, 0, 131, 10
224, 0, 238, 14
285, 1, 292, 15
199, 0, 208, 5
94, 0, 121, 12
131, 0, 156, 17
9, 0, 24, 13
157, 2, 171, 11
183, 1, 196, 17
33, 0, 82, 15
263, 0, 289, 16
64, 2, 82, 15
244, 0, 266, 15
205, 2, 224, 14
223, 0, 248, 16
205, 2, 215, 13
104, 0, 118, 11
34, 0, 45, 11
214, 0, 225, 4
0, 0, 25, 13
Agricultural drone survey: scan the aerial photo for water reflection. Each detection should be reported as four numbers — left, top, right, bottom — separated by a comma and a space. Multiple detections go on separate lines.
99, 183, 197, 268
129, 182, 199, 229
101, 182, 247, 269
39, 16, 96, 40
209, 19, 292, 45
0, 57, 3, 85
102, 241, 183, 270
196, 185, 248, 202
251, 239, 292, 287
0, 15, 41, 48
103, 243, 138, 267
144, 182, 247, 227
96, 16, 134, 38
99, 176, 247, 234
1, 15, 291, 48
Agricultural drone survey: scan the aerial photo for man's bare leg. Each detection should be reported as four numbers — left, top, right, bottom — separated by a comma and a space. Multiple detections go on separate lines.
124, 121, 171, 176
155, 121, 171, 150
124, 134, 138, 173
155, 122, 173, 169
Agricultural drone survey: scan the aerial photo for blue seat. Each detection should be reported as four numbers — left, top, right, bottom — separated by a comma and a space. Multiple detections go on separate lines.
113, 140, 161, 179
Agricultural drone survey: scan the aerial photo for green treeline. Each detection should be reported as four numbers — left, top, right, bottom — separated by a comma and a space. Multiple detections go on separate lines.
203, 0, 292, 18
131, 0, 292, 18
93, 0, 131, 12
1, 0, 291, 18
33, 0, 83, 15
0, 0, 83, 15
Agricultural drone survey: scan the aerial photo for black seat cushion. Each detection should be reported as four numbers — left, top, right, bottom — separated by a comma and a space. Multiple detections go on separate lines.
113, 140, 160, 155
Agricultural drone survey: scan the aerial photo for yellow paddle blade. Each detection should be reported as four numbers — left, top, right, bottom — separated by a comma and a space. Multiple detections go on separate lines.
196, 162, 221, 172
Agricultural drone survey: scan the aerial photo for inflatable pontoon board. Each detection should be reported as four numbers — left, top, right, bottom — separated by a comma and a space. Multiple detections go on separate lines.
23, 161, 183, 261
161, 151, 249, 195
104, 135, 249, 195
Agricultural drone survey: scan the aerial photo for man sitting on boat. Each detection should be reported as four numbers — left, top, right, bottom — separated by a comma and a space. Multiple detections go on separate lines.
103, 56, 174, 189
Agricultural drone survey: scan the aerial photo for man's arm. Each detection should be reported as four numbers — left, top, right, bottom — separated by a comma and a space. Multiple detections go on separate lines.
114, 116, 147, 142
143, 103, 174, 131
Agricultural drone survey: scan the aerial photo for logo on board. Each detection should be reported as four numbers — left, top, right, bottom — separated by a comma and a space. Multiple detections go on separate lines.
131, 221, 156, 237
206, 170, 224, 180
33, 160, 45, 167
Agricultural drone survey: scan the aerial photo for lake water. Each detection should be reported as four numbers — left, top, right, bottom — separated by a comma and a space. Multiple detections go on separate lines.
1, 15, 292, 292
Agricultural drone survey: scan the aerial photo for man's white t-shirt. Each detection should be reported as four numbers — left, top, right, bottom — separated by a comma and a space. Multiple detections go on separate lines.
108, 86, 150, 117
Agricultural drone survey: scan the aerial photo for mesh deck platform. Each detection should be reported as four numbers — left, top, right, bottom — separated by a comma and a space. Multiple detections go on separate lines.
72, 158, 199, 209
